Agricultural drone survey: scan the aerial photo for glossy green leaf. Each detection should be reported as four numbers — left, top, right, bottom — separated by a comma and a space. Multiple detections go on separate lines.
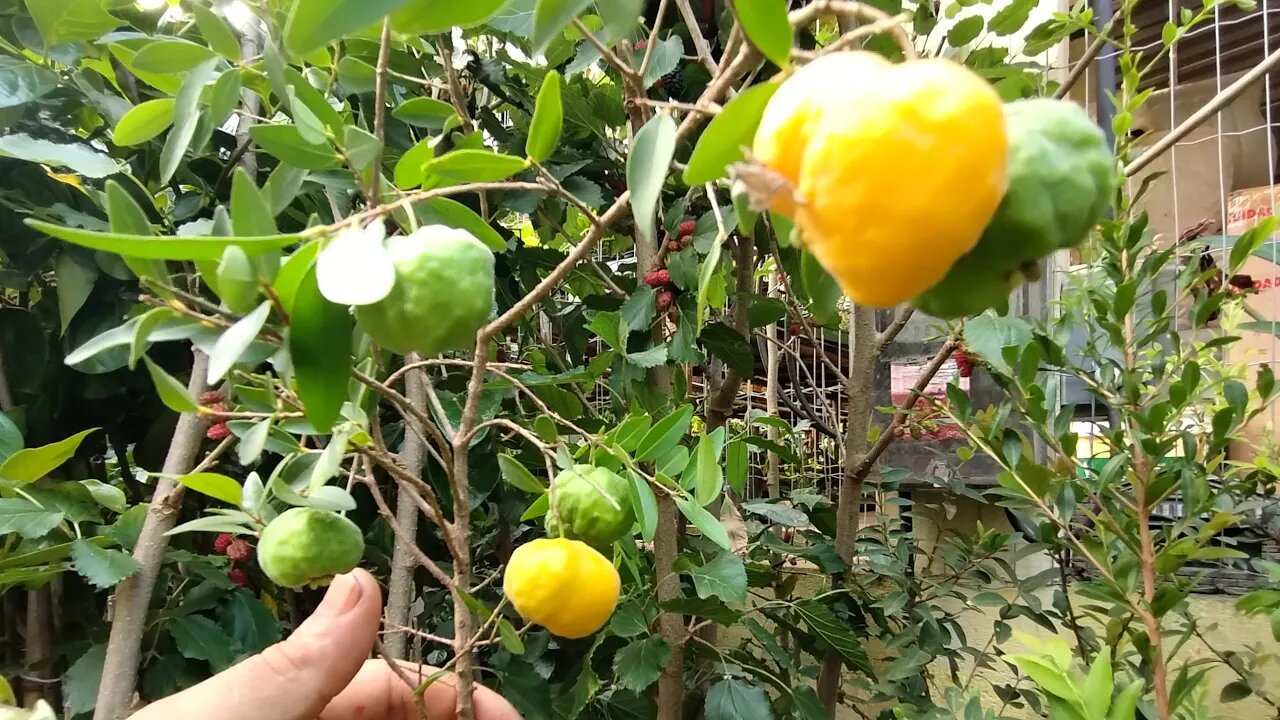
947, 15, 985, 46
27, 0, 118, 45
499, 454, 547, 493
55, 251, 96, 333
725, 440, 747, 495
273, 242, 323, 314
636, 404, 694, 461
423, 150, 528, 183
342, 126, 382, 171
160, 58, 219, 185
676, 497, 731, 550
131, 38, 218, 73
290, 260, 353, 431
415, 197, 507, 252
733, 0, 793, 67
216, 245, 262, 314
689, 551, 746, 603
208, 302, 272, 384
113, 99, 175, 146
627, 112, 677, 244
250, 124, 341, 169
392, 97, 457, 129
0, 498, 63, 538
26, 219, 302, 261
532, 0, 595, 53
692, 434, 723, 506
0, 134, 121, 178
394, 136, 436, 189
130, 308, 180, 369
284, 0, 411, 58
0, 428, 97, 484
526, 71, 563, 163
391, 0, 508, 32
683, 82, 779, 185
190, 3, 243, 61
71, 539, 140, 589
142, 356, 200, 413
705, 679, 772, 720
0, 56, 58, 109
628, 471, 658, 541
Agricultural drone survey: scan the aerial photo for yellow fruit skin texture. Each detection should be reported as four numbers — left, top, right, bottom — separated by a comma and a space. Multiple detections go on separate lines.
753, 52, 1009, 307
503, 538, 620, 639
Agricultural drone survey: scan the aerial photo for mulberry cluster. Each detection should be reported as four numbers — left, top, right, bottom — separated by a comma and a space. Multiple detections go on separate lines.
954, 345, 974, 378
213, 532, 255, 588
644, 218, 698, 318
200, 390, 231, 441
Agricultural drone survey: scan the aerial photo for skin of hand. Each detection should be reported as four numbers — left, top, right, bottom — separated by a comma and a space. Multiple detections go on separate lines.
129, 569, 521, 720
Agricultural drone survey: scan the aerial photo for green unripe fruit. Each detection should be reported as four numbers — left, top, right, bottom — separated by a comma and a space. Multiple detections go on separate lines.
353, 226, 496, 356
257, 507, 365, 589
545, 465, 634, 551
914, 98, 1114, 319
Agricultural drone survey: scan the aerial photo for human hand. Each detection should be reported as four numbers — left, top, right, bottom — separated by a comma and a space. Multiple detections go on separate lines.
130, 569, 520, 720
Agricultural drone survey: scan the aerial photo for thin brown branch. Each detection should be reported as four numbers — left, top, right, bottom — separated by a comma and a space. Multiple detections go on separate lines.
875, 306, 914, 353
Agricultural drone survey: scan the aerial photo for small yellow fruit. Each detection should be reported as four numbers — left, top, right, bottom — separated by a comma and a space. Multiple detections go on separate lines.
752, 51, 1009, 308
503, 537, 620, 639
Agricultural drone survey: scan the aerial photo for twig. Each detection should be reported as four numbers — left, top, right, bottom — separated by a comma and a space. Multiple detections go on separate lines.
788, 1, 917, 60
674, 0, 719, 74
875, 306, 914, 352
572, 19, 639, 82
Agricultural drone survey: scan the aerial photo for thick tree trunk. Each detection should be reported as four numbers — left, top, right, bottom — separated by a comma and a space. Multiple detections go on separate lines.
94, 351, 209, 720
384, 364, 428, 659
816, 306, 877, 716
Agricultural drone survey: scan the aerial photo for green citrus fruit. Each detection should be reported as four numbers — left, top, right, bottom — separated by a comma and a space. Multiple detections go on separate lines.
545, 465, 634, 550
353, 225, 495, 356
913, 98, 1114, 319
257, 507, 365, 589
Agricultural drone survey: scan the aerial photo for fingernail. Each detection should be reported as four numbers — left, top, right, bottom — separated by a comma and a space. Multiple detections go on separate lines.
314, 572, 364, 618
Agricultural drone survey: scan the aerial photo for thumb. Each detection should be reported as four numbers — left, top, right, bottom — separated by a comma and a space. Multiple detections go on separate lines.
134, 569, 382, 720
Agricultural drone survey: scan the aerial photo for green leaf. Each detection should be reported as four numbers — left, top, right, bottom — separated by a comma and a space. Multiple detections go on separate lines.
626, 345, 669, 368
284, 0, 411, 57
627, 112, 677, 245
0, 134, 121, 178
1109, 680, 1144, 720
216, 246, 261, 314
1082, 648, 1112, 719
423, 150, 528, 183
520, 492, 550, 521
167, 615, 236, 670
628, 471, 658, 541
80, 479, 126, 514
1004, 654, 1080, 703
190, 3, 243, 61
176, 472, 243, 507
799, 250, 840, 325
392, 97, 457, 129
642, 36, 683, 89
532, 0, 595, 53
0, 413, 21, 464
988, 0, 1036, 34
27, 220, 302, 261
64, 645, 105, 717
55, 251, 97, 333
0, 499, 63, 539
526, 71, 563, 163
226, 588, 282, 652
0, 56, 58, 109
70, 539, 140, 589
793, 599, 874, 676
689, 551, 746, 603
290, 260, 353, 431
26, 0, 118, 45
208, 302, 272, 384
692, 434, 723, 506
725, 440, 747, 495
336, 56, 377, 93
732, 0, 793, 68
415, 197, 507, 253
963, 312, 1033, 375
142, 356, 200, 413
611, 635, 670, 691
499, 455, 547, 493
392, 0, 509, 33
160, 58, 219, 185
741, 500, 807, 526
113, 99, 176, 146
705, 679, 774, 720
132, 38, 219, 73
677, 497, 731, 550
232, 169, 278, 237
684, 81, 780, 185
947, 15, 985, 46
636, 404, 694, 461
251, 124, 341, 170
0, 429, 97, 484
700, 322, 754, 376
394, 137, 436, 189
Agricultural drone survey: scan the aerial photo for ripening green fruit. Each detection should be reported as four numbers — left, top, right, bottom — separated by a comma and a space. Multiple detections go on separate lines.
545, 465, 634, 551
257, 507, 365, 589
353, 225, 496, 356
914, 98, 1114, 319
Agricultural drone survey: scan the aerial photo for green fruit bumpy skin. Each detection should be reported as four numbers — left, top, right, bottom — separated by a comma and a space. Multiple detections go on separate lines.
913, 98, 1114, 319
257, 507, 366, 590
544, 465, 635, 551
354, 225, 497, 356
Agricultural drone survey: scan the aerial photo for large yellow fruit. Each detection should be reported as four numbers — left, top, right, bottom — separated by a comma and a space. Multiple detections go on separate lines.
752, 51, 1009, 307
503, 537, 620, 639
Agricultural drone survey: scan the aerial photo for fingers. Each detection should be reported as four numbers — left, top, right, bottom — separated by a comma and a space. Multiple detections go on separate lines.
320, 660, 522, 720
132, 569, 383, 720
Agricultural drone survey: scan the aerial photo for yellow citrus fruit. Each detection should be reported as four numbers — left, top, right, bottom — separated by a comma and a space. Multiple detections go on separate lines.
503, 537, 620, 639
752, 51, 1009, 308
